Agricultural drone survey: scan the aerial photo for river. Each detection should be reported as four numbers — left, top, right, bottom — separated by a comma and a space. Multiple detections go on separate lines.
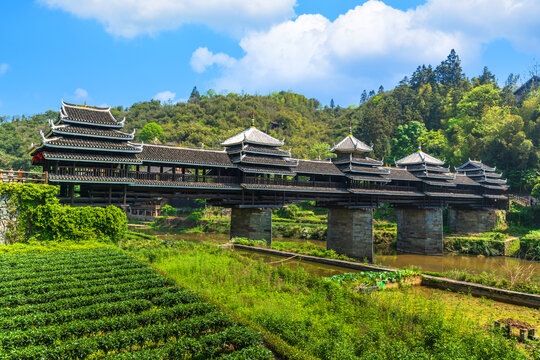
144, 231, 540, 283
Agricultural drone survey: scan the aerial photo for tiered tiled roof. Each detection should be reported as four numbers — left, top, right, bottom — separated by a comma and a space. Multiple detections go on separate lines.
330, 128, 389, 183
32, 101, 142, 165
60, 101, 124, 127
456, 160, 508, 190
395, 148, 455, 186
221, 118, 297, 176
49, 121, 135, 140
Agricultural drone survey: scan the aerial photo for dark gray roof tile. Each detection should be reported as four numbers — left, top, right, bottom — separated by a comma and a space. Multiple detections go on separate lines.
61, 101, 122, 127
140, 145, 233, 167
43, 137, 142, 153
42, 150, 141, 164
295, 160, 344, 175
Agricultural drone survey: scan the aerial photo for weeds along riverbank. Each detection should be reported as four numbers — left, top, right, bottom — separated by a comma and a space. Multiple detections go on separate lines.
121, 235, 539, 360
230, 238, 540, 296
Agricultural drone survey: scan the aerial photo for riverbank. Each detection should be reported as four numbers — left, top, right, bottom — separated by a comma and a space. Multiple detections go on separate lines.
233, 242, 540, 307
232, 238, 540, 296
121, 236, 539, 359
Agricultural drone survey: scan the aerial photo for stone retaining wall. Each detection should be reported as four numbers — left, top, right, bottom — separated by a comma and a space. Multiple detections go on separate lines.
421, 275, 540, 309
0, 195, 17, 245
448, 208, 506, 234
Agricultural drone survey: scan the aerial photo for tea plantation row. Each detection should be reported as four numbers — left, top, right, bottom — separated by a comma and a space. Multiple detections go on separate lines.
0, 248, 273, 359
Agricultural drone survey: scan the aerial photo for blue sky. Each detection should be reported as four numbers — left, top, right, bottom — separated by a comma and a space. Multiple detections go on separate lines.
1, 0, 539, 116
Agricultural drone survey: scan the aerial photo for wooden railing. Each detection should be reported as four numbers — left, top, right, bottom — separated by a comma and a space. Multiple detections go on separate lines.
49, 166, 496, 197
55, 167, 238, 184
0, 169, 48, 184
243, 176, 345, 189
508, 193, 538, 207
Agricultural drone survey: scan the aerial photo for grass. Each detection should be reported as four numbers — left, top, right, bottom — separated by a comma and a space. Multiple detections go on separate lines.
404, 286, 540, 330
424, 268, 540, 295
125, 239, 535, 360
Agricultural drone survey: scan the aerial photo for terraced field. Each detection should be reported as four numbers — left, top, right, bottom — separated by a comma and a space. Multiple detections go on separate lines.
0, 248, 272, 359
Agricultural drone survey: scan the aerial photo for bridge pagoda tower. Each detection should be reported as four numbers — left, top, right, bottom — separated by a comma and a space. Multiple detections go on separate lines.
220, 115, 297, 245
325, 126, 387, 262
30, 101, 142, 205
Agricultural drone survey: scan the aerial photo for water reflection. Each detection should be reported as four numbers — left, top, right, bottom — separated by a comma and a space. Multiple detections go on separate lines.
375, 254, 540, 283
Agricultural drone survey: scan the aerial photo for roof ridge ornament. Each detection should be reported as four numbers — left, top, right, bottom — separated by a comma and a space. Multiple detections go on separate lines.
251, 110, 255, 128
348, 121, 353, 136
48, 119, 59, 129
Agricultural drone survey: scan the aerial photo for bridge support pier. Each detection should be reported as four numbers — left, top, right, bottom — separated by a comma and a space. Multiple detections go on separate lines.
230, 207, 272, 246
448, 208, 506, 234
327, 208, 373, 262
397, 207, 443, 255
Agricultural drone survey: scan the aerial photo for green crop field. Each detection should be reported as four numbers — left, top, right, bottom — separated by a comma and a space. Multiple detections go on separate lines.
0, 248, 272, 359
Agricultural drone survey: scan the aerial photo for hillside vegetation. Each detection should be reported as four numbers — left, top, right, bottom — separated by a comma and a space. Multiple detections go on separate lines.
1, 51, 539, 191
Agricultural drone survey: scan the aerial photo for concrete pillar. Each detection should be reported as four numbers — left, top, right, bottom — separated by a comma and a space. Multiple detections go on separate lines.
327, 208, 373, 262
448, 208, 506, 234
230, 207, 272, 245
396, 208, 443, 255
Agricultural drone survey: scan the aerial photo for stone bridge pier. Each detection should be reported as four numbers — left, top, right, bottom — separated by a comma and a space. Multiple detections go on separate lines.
447, 208, 506, 234
326, 208, 374, 262
396, 207, 443, 255
230, 207, 272, 246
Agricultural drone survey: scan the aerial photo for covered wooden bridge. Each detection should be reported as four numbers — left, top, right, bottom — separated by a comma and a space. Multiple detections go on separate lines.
30, 101, 508, 261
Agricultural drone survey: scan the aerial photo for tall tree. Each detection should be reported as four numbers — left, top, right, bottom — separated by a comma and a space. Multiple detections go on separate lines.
139, 122, 163, 143
435, 49, 464, 87
390, 121, 427, 161
360, 90, 368, 104
330, 98, 335, 109
473, 66, 497, 87
188, 86, 200, 105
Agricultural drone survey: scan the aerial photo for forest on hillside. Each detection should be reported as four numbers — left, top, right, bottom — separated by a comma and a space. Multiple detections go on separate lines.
1, 51, 539, 192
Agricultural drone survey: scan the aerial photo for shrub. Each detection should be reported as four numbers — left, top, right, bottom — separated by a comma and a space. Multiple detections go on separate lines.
161, 205, 178, 217
507, 205, 540, 228
274, 205, 300, 219
0, 183, 127, 244
519, 230, 540, 260
26, 204, 127, 244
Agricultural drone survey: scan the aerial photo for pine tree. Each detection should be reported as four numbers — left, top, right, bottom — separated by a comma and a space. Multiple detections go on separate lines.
474, 66, 497, 87
435, 49, 464, 87
360, 90, 368, 104
378, 85, 384, 94
330, 98, 335, 109
188, 86, 200, 105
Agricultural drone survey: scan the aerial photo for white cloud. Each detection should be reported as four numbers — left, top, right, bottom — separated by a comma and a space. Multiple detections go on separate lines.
190, 47, 236, 73
73, 88, 89, 101
39, 0, 296, 38
0, 63, 9, 76
153, 90, 176, 103
198, 0, 540, 104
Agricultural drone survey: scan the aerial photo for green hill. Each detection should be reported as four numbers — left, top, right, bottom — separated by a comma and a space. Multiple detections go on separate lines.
1, 53, 539, 191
